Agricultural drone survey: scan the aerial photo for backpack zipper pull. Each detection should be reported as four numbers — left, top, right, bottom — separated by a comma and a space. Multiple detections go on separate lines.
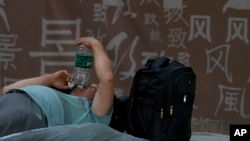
170, 105, 173, 115
183, 95, 187, 103
160, 108, 164, 118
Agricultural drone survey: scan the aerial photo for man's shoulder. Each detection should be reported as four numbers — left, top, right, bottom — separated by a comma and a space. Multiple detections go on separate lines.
20, 85, 61, 96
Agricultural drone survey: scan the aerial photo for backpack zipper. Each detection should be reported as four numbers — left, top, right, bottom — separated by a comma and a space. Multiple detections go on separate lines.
170, 105, 173, 115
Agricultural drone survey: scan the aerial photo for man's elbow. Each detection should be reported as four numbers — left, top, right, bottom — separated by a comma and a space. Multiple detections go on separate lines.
1, 85, 10, 95
1, 87, 6, 95
100, 73, 114, 85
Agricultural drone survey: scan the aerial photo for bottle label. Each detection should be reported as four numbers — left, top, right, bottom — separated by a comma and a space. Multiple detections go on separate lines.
75, 54, 93, 69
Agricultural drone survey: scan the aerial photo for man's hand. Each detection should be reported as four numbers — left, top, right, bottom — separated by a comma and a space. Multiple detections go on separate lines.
50, 70, 73, 90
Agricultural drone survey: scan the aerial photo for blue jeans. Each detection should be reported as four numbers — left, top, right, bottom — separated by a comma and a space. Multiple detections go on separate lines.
0, 91, 47, 137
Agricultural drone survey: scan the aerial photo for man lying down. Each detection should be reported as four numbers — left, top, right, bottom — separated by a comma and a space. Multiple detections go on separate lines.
0, 37, 118, 137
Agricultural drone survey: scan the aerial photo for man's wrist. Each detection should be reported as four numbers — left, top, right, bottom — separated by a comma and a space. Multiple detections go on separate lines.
44, 74, 53, 86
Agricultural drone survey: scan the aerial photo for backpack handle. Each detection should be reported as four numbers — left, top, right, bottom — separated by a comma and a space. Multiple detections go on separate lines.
150, 57, 171, 68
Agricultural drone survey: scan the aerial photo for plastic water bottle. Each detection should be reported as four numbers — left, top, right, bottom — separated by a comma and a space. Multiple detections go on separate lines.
72, 45, 93, 88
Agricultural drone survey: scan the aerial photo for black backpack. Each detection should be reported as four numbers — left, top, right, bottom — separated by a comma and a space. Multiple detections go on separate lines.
109, 95, 129, 132
127, 56, 196, 141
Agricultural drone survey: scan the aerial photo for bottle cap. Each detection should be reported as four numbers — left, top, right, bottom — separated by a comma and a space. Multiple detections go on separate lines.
68, 81, 75, 88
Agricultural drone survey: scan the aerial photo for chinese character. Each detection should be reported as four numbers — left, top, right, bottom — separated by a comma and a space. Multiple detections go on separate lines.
168, 28, 186, 48
178, 51, 190, 66
189, 15, 211, 42
106, 33, 139, 80
86, 29, 106, 42
226, 17, 248, 44
102, 0, 124, 24
93, 3, 107, 25
41, 18, 81, 52
192, 117, 224, 133
163, 0, 188, 25
215, 85, 250, 118
123, 0, 137, 18
205, 44, 232, 82
0, 34, 20, 70
223, 0, 250, 13
0, 0, 10, 31
149, 29, 162, 42
144, 13, 159, 26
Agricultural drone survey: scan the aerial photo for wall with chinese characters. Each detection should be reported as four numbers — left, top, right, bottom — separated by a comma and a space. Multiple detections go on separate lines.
0, 0, 249, 134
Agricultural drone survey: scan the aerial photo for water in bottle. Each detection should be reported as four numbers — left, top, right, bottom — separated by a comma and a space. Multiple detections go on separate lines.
72, 45, 93, 88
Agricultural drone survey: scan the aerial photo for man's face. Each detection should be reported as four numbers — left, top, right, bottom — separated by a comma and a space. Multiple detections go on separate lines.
70, 84, 98, 100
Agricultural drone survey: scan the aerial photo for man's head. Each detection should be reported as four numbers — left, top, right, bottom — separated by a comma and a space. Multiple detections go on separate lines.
70, 84, 98, 100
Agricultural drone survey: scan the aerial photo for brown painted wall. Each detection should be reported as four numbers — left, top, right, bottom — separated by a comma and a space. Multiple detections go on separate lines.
0, 0, 250, 134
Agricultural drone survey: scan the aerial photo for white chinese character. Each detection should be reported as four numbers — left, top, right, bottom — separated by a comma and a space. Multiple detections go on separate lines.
189, 15, 211, 42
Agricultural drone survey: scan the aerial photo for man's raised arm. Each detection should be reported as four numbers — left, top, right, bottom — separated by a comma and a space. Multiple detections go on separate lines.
75, 37, 114, 116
